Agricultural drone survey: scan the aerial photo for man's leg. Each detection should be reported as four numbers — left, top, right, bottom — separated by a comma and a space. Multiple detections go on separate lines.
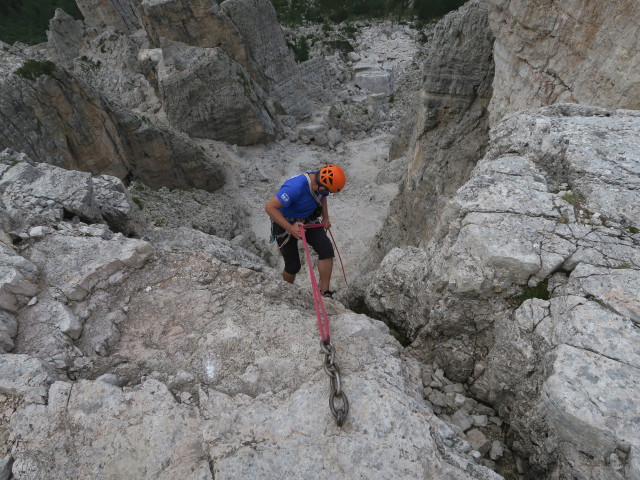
282, 270, 296, 284
278, 233, 301, 284
306, 227, 335, 294
318, 258, 333, 293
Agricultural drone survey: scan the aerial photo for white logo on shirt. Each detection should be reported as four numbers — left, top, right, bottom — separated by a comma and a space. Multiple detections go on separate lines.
281, 193, 290, 203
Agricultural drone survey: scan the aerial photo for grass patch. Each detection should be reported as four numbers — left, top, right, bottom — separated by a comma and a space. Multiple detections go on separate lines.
291, 36, 310, 63
612, 264, 632, 269
561, 192, 585, 208
131, 196, 144, 210
629, 226, 639, 234
512, 278, 550, 307
14, 59, 55, 80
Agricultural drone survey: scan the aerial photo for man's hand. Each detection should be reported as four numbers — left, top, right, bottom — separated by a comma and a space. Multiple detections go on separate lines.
323, 218, 332, 230
288, 221, 304, 239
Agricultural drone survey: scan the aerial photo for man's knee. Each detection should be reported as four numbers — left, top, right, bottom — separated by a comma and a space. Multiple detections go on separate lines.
283, 263, 301, 275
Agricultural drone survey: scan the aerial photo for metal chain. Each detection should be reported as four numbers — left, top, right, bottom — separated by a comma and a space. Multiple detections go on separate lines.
321, 341, 349, 427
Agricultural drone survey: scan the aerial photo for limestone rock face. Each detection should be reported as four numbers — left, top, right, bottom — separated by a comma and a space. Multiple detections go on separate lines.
76, 0, 142, 34
0, 50, 226, 192
2, 221, 501, 479
0, 151, 146, 236
221, 0, 312, 119
46, 9, 84, 70
140, 0, 256, 77
140, 0, 310, 121
375, 0, 494, 262
355, 105, 640, 478
488, 0, 640, 124
158, 40, 275, 144
10, 380, 212, 479
0, 355, 52, 404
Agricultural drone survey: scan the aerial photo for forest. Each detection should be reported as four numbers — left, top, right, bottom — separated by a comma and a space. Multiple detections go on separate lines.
271, 0, 467, 24
0, 0, 465, 45
0, 0, 81, 45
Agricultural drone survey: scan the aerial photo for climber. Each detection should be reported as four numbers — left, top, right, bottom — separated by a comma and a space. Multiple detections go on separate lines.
265, 164, 346, 298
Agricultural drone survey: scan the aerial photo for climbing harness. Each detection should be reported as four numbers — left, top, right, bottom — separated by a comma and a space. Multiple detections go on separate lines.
300, 223, 349, 427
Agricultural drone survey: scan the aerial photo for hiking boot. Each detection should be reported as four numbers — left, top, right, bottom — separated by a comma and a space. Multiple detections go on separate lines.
322, 290, 334, 299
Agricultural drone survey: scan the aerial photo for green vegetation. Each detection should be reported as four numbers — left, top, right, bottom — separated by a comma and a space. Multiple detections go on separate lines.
325, 39, 354, 54
512, 278, 550, 307
131, 196, 144, 210
629, 226, 639, 234
292, 36, 310, 63
272, 0, 466, 26
0, 0, 82, 45
14, 59, 55, 80
561, 192, 585, 208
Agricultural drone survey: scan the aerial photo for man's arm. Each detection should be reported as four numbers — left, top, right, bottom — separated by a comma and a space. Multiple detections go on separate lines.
321, 196, 331, 230
265, 196, 303, 239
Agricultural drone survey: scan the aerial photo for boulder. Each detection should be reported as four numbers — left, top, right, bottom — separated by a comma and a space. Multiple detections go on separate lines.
0, 354, 53, 404
0, 151, 146, 236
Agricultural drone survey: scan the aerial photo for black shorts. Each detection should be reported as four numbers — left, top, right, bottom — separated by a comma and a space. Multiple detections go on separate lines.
273, 222, 334, 275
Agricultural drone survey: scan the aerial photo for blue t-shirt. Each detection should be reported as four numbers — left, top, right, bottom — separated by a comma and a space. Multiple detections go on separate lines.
276, 172, 329, 220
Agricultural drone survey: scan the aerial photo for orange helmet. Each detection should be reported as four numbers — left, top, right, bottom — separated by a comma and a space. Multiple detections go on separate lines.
318, 164, 346, 193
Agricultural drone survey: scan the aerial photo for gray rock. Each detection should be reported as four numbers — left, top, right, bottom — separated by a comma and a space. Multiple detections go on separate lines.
221, 0, 312, 120
0, 456, 12, 480
158, 40, 275, 145
140, 0, 255, 75
6, 236, 501, 480
76, 0, 142, 34
489, 440, 504, 461
25, 230, 154, 303
354, 65, 395, 95
0, 244, 38, 313
92, 174, 148, 236
46, 8, 84, 70
142, 227, 270, 273
488, 0, 640, 124
451, 409, 474, 432
0, 354, 53, 404
54, 302, 83, 339
0, 51, 226, 192
376, 0, 494, 261
466, 429, 491, 456
356, 104, 640, 478
10, 380, 211, 479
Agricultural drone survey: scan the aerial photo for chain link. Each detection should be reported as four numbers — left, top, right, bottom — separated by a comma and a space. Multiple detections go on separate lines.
321, 340, 349, 427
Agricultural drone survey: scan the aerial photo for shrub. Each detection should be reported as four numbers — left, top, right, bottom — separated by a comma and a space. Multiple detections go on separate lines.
131, 196, 144, 210
561, 192, 585, 208
326, 39, 354, 54
512, 278, 550, 307
14, 59, 55, 80
293, 36, 310, 63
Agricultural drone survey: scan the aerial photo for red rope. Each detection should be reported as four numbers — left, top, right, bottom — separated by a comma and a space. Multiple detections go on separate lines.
300, 224, 330, 344
327, 229, 348, 288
